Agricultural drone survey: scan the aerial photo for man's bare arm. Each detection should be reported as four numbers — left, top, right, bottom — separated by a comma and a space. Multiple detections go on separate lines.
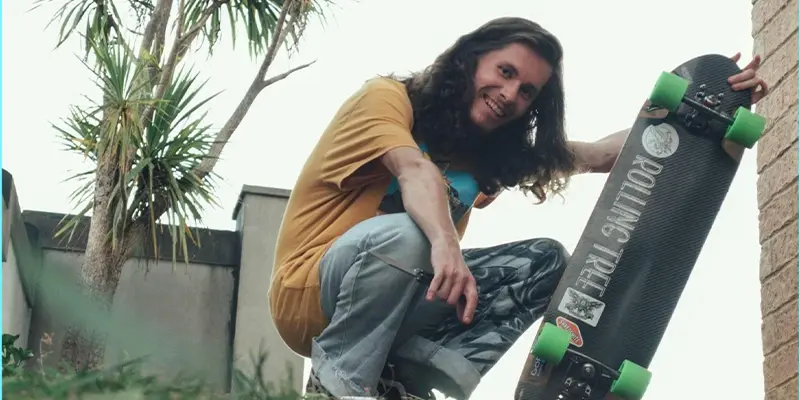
380, 146, 478, 321
568, 128, 630, 174
380, 147, 459, 246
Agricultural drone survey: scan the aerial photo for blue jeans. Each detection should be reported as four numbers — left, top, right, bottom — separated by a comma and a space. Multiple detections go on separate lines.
311, 213, 568, 399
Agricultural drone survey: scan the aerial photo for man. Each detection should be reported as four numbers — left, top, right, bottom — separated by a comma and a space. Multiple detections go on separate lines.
269, 17, 768, 399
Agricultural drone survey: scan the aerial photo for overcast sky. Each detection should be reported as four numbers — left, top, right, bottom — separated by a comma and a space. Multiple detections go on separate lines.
3, 0, 765, 399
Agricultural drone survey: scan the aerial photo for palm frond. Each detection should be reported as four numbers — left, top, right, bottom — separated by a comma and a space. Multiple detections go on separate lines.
34, 0, 123, 52
185, 0, 335, 57
54, 38, 220, 265
128, 0, 155, 30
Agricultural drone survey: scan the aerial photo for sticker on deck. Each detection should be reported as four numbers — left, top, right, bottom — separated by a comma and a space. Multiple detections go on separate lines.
557, 287, 606, 327
556, 316, 584, 348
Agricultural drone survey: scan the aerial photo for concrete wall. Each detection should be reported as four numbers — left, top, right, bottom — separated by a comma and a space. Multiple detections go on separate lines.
1, 170, 303, 393
28, 247, 236, 388
2, 170, 37, 349
751, 0, 799, 398
3, 243, 31, 347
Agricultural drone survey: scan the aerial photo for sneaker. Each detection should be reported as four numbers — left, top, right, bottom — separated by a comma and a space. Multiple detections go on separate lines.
377, 378, 436, 400
305, 369, 435, 400
378, 364, 437, 400
305, 371, 335, 398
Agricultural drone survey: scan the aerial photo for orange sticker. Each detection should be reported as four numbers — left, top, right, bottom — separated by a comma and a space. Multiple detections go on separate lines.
556, 316, 584, 348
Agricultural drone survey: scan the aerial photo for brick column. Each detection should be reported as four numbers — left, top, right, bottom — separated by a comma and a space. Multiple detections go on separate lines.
752, 0, 798, 398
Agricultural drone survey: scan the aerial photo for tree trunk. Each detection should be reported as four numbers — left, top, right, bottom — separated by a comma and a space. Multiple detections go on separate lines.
59, 158, 136, 371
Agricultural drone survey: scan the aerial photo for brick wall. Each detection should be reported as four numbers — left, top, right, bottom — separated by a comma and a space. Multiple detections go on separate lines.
752, 0, 798, 398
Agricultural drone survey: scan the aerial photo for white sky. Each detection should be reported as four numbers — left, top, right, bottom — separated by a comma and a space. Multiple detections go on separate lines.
3, 0, 765, 399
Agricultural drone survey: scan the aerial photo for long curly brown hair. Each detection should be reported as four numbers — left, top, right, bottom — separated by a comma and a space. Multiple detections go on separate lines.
398, 17, 576, 203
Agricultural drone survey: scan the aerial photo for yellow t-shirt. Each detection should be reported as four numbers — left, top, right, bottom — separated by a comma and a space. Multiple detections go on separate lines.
269, 77, 476, 357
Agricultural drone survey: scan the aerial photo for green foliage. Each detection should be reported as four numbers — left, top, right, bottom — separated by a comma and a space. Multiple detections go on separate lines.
34, 0, 335, 57
33, 0, 336, 266
53, 38, 220, 263
3, 334, 35, 377
189, 0, 334, 57
2, 349, 317, 400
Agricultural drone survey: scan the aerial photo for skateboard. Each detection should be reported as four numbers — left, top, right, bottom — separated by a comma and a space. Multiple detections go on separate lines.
512, 54, 766, 400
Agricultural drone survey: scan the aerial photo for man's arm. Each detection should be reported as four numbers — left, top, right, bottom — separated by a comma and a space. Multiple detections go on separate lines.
568, 128, 630, 174
380, 147, 458, 245
380, 146, 479, 322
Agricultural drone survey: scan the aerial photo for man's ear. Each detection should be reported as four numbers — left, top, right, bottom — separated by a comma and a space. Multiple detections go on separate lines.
474, 192, 500, 209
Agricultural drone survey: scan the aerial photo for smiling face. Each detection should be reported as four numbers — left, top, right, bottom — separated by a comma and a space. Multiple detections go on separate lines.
469, 42, 554, 132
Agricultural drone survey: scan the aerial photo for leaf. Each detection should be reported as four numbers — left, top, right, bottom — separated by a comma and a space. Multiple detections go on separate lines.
184, 0, 336, 58
34, 0, 147, 57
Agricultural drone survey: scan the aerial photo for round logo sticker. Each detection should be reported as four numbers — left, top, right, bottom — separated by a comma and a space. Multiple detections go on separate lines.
642, 123, 679, 158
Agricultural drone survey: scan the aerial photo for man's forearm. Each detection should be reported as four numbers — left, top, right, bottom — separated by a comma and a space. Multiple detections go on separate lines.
569, 128, 630, 174
397, 161, 460, 246
568, 140, 596, 173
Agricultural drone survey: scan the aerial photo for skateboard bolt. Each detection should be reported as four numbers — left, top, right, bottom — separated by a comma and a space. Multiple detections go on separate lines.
580, 363, 596, 379
566, 380, 589, 397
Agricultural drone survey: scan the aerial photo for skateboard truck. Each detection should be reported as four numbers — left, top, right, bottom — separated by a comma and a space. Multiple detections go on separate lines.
649, 70, 765, 148
681, 84, 736, 133
694, 84, 724, 108
555, 348, 621, 400
529, 322, 650, 399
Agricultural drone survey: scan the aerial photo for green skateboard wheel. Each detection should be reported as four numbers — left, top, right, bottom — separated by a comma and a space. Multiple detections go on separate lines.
609, 359, 652, 400
724, 106, 766, 148
648, 71, 689, 112
530, 322, 571, 365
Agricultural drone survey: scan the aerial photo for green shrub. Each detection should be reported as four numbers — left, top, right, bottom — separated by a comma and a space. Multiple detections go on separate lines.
1, 333, 312, 400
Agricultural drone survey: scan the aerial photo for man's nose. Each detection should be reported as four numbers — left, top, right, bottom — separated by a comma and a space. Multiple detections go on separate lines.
500, 83, 519, 103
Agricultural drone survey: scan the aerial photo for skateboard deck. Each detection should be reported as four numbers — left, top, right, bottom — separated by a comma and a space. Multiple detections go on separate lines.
513, 54, 766, 400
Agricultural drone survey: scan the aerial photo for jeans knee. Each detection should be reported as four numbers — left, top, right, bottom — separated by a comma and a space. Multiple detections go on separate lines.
540, 237, 569, 258
365, 213, 429, 258
320, 214, 430, 319
523, 237, 570, 277
334, 213, 428, 264
325, 213, 431, 277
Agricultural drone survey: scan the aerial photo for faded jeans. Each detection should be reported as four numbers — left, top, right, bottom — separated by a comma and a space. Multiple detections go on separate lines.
311, 213, 569, 399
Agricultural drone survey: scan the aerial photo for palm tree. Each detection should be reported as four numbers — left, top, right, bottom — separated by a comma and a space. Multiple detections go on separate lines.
32, 0, 334, 371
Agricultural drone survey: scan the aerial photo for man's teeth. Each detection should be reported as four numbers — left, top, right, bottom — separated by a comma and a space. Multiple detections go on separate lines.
485, 96, 505, 117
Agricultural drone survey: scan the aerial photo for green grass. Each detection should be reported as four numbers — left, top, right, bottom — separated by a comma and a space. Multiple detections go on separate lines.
2, 333, 324, 400
2, 333, 431, 400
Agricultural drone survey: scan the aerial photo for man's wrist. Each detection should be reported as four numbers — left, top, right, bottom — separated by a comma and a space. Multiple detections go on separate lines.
429, 231, 460, 250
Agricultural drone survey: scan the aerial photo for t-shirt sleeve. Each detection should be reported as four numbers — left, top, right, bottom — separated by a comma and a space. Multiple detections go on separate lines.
320, 78, 419, 191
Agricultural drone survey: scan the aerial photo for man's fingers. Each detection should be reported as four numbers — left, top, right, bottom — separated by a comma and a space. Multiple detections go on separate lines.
730, 52, 741, 63
751, 78, 769, 103
461, 279, 478, 324
756, 78, 769, 95
744, 54, 762, 70
732, 76, 763, 92
447, 274, 467, 305
427, 273, 443, 301
436, 271, 454, 301
728, 68, 756, 84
